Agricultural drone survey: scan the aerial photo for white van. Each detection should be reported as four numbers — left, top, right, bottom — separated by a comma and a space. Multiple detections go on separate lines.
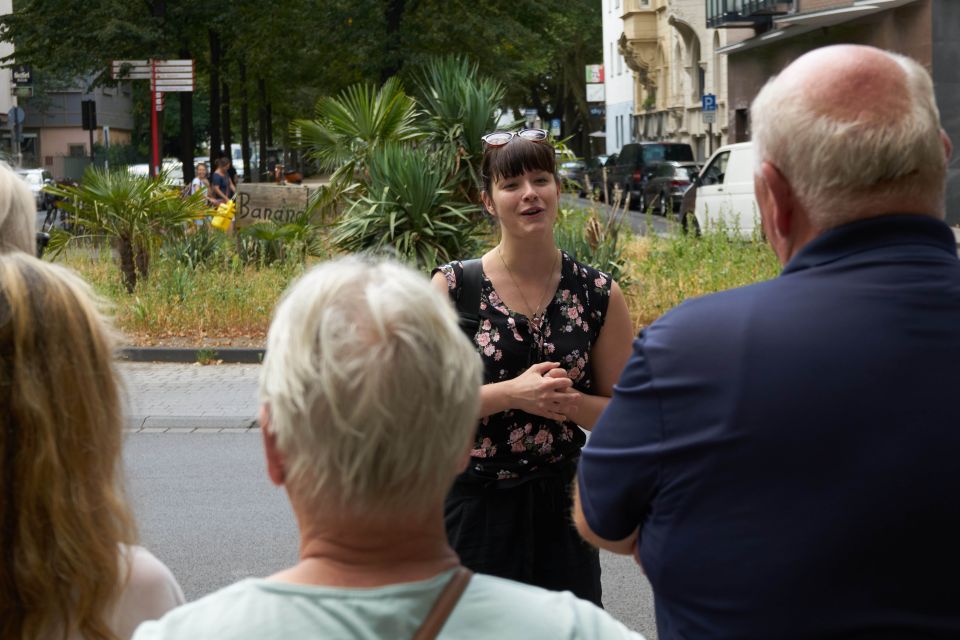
693, 142, 760, 237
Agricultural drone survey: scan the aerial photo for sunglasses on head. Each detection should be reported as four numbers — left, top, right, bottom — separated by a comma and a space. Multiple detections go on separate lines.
481, 129, 548, 147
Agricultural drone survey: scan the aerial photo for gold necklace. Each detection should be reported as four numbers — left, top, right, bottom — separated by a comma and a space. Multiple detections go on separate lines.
496, 246, 559, 322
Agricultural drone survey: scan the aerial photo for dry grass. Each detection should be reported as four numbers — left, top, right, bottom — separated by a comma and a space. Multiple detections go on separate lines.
622, 231, 781, 331
57, 225, 780, 346
57, 246, 309, 347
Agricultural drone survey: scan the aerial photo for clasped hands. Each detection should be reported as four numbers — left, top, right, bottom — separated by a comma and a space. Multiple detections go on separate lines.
510, 361, 579, 422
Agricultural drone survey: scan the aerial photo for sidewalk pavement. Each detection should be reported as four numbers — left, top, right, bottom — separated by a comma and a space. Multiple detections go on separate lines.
121, 362, 261, 432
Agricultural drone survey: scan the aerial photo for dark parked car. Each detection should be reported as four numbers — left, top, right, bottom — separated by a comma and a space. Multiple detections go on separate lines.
583, 154, 613, 200
641, 161, 701, 215
606, 142, 695, 209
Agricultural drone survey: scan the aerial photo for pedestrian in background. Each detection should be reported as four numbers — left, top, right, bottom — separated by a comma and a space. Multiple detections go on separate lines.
0, 252, 184, 640
0, 161, 39, 254
133, 256, 643, 639
431, 130, 634, 604
209, 157, 233, 206
575, 44, 960, 638
189, 161, 212, 206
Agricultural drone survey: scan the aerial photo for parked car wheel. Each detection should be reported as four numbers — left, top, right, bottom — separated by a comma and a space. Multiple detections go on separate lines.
680, 210, 700, 236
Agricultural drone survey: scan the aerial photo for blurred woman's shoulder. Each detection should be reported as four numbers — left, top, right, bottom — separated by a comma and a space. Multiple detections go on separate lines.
110, 546, 185, 639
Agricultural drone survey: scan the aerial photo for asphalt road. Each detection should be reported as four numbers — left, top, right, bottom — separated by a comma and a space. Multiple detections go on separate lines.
561, 192, 675, 237
122, 427, 658, 637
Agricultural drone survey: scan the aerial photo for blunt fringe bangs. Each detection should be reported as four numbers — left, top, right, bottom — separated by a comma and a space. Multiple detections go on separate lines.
481, 138, 556, 193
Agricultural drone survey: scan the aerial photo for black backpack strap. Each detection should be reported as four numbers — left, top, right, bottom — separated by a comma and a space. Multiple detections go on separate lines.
455, 259, 482, 339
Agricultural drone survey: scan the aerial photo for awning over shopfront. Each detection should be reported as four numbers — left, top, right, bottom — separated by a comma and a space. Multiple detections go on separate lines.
716, 0, 920, 55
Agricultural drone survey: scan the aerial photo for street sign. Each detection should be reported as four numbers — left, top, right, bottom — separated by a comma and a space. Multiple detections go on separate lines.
586, 83, 605, 103
111, 59, 195, 176
12, 64, 31, 85
154, 80, 195, 92
7, 106, 24, 127
702, 93, 717, 111
702, 111, 717, 124
585, 64, 604, 84
549, 118, 561, 137
523, 108, 538, 128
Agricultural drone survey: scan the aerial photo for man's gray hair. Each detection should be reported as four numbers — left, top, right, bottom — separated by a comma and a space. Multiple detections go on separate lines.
260, 256, 482, 513
752, 50, 946, 227
0, 163, 38, 254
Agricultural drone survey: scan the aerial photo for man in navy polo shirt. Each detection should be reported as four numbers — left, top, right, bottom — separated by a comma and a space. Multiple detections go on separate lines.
574, 45, 960, 639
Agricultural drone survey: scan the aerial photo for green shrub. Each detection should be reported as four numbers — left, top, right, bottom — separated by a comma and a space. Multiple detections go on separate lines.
332, 143, 481, 269
236, 212, 331, 268
554, 204, 632, 286
161, 223, 229, 270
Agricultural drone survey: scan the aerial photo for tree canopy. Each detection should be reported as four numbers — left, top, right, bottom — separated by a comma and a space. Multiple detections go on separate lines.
0, 0, 602, 169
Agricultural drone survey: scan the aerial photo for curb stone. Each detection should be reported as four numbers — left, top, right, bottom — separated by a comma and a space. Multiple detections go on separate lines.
125, 415, 259, 431
118, 347, 265, 364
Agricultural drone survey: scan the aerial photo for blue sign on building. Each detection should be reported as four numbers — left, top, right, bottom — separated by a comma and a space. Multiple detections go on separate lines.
702, 94, 717, 111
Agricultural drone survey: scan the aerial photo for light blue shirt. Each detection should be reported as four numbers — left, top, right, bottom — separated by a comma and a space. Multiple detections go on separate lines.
133, 569, 643, 639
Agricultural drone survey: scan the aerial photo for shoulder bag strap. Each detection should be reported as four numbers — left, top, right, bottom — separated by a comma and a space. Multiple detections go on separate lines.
412, 567, 474, 640
455, 259, 482, 339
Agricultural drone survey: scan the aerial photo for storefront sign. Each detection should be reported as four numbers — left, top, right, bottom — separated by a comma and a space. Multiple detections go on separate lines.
234, 183, 316, 228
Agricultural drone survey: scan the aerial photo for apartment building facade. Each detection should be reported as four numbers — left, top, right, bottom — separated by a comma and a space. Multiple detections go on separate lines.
614, 0, 748, 160
712, 0, 960, 223
603, 0, 635, 154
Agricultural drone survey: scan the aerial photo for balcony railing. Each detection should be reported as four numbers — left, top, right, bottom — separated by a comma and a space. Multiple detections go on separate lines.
706, 0, 793, 28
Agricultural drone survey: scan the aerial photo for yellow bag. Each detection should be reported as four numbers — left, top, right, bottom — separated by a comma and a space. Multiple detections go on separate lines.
211, 200, 236, 231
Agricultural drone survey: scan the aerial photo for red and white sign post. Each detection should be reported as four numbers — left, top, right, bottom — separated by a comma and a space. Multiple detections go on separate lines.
111, 59, 194, 177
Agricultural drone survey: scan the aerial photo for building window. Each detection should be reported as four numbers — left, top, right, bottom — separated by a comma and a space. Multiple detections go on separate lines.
68, 144, 86, 157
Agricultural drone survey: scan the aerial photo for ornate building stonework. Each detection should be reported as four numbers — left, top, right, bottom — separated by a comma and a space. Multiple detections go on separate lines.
618, 0, 747, 160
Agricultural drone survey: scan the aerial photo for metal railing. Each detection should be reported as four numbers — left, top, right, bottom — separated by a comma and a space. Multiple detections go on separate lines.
706, 0, 793, 28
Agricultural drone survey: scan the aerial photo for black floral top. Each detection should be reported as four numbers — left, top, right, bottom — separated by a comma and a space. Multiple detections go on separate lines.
437, 252, 612, 481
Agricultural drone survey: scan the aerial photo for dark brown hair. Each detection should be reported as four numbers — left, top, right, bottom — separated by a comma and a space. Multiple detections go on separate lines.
480, 137, 557, 194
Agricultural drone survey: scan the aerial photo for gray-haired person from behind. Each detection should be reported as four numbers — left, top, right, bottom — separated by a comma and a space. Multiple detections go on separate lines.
134, 256, 644, 640
0, 162, 38, 254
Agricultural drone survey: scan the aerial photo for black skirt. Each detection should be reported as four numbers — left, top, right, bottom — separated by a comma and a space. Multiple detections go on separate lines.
444, 459, 602, 606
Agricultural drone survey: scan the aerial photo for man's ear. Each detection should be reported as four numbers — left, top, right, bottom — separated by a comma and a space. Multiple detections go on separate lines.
755, 162, 796, 264
941, 129, 953, 163
260, 404, 285, 486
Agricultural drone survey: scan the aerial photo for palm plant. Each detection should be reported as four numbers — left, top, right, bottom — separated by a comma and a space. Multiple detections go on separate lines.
47, 167, 207, 292
332, 143, 481, 269
236, 210, 329, 267
291, 76, 423, 204
411, 56, 506, 203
